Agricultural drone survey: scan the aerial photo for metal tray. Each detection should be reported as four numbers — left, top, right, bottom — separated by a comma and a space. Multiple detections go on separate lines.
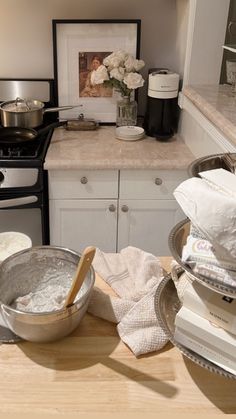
168, 219, 236, 298
155, 269, 236, 379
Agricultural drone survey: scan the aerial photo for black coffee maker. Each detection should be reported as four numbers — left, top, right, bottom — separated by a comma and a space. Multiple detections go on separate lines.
143, 68, 180, 140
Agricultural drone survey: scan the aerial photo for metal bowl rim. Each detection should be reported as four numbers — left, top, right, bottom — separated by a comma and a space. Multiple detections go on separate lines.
0, 245, 95, 317
168, 219, 236, 297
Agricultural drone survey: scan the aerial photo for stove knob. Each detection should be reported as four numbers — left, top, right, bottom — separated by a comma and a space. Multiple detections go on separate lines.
0, 171, 4, 183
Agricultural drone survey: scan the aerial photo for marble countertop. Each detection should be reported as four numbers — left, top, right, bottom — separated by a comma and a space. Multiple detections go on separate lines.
183, 84, 236, 146
44, 126, 194, 170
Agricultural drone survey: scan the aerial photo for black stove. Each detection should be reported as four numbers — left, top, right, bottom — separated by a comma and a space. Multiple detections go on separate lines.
0, 127, 53, 167
0, 78, 58, 245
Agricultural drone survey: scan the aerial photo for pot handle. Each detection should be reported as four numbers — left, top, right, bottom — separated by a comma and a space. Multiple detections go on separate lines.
36, 121, 67, 137
44, 105, 82, 113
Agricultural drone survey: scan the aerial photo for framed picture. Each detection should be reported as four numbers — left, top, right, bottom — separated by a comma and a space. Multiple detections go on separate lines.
52, 19, 141, 123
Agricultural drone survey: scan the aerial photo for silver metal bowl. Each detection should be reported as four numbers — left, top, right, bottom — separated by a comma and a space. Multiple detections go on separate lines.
187, 152, 236, 177
155, 269, 236, 379
168, 219, 236, 297
0, 246, 95, 343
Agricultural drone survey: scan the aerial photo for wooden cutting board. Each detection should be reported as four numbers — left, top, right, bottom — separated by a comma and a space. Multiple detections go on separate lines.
0, 257, 235, 415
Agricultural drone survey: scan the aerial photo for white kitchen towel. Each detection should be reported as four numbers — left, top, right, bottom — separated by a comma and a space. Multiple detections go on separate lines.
173, 169, 236, 264
88, 247, 169, 356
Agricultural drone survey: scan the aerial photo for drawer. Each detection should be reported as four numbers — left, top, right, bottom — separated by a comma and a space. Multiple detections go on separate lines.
119, 169, 188, 199
48, 170, 119, 199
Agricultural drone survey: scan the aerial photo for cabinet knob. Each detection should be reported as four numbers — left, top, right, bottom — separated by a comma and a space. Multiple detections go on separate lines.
154, 177, 163, 186
80, 176, 88, 184
108, 204, 116, 212
121, 205, 129, 213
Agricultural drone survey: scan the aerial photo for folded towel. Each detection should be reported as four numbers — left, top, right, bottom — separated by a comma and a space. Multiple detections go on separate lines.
199, 168, 236, 198
88, 246, 169, 356
174, 169, 236, 264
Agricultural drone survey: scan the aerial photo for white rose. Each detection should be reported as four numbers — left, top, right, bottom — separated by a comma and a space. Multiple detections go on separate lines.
123, 72, 144, 89
134, 59, 145, 71
92, 65, 109, 85
112, 49, 128, 63
124, 55, 137, 72
110, 67, 125, 81
103, 50, 127, 69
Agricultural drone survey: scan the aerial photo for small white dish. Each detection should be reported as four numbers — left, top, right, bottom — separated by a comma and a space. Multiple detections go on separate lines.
115, 126, 145, 141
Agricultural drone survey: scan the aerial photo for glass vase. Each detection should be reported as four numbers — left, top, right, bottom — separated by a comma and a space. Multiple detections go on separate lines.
116, 96, 137, 127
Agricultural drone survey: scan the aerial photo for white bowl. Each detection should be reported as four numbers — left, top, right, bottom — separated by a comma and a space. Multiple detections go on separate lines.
0, 232, 32, 263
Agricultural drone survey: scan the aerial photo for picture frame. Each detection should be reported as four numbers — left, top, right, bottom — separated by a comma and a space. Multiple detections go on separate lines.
52, 19, 141, 124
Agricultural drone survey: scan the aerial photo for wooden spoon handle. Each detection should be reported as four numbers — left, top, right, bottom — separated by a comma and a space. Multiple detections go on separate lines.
64, 246, 96, 308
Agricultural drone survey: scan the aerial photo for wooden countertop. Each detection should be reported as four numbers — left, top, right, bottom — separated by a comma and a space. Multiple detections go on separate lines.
0, 257, 236, 415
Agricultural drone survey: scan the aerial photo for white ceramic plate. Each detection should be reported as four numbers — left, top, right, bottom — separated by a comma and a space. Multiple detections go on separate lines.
115, 126, 144, 137
115, 126, 145, 141
115, 135, 144, 142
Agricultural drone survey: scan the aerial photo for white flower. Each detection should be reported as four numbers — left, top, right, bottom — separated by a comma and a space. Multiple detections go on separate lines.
134, 59, 145, 71
124, 56, 145, 72
110, 67, 125, 81
103, 50, 127, 69
123, 72, 144, 89
91, 64, 109, 85
124, 55, 136, 72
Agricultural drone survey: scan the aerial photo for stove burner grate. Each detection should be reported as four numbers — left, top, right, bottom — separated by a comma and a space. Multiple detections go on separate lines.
0, 140, 42, 159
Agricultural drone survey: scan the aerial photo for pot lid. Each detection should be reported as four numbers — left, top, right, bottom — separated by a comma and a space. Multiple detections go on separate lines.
0, 97, 44, 113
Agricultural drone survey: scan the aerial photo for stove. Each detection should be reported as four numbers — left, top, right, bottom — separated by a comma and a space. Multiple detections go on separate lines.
0, 79, 57, 245
0, 128, 53, 167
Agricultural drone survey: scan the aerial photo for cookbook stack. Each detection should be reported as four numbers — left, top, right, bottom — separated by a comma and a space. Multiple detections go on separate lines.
172, 167, 236, 376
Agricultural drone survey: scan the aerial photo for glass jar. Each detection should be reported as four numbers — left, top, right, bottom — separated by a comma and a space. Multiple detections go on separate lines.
116, 96, 137, 127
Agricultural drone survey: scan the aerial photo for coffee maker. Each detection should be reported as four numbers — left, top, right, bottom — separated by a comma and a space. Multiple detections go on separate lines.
143, 69, 180, 140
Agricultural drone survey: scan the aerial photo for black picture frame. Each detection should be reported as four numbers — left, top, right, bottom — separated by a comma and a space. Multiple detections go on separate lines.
52, 19, 141, 124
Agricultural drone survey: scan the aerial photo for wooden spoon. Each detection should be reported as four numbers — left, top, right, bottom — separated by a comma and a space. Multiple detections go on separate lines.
63, 246, 96, 308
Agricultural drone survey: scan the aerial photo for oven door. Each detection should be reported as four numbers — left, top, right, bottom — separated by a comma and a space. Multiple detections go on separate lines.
0, 194, 44, 246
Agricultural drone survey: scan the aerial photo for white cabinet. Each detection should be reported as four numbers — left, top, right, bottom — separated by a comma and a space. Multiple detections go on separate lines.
49, 199, 117, 253
117, 170, 186, 255
117, 199, 184, 256
181, 0, 230, 86
49, 170, 118, 253
178, 95, 236, 157
49, 169, 187, 255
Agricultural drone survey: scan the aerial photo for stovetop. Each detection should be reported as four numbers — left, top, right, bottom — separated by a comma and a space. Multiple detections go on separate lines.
0, 78, 58, 169
0, 127, 54, 168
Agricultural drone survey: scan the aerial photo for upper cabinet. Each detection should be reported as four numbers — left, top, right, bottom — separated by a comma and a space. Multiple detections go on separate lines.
177, 0, 230, 87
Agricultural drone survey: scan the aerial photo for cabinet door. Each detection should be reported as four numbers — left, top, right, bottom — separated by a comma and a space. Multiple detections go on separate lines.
50, 199, 117, 253
117, 199, 185, 256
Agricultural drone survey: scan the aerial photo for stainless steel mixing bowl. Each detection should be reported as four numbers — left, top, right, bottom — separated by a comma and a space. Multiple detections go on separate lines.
168, 219, 236, 298
0, 246, 95, 343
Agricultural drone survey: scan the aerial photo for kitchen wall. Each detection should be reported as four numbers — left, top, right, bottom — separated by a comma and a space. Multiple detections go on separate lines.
0, 0, 189, 114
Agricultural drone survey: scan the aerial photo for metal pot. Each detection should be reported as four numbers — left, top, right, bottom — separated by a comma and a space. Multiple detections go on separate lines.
0, 97, 79, 128
0, 246, 95, 343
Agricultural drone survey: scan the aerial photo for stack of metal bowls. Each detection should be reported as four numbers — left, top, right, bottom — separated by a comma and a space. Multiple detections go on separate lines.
155, 153, 236, 378
168, 152, 236, 297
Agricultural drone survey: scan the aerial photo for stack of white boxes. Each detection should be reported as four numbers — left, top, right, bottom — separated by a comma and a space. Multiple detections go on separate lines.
174, 277, 236, 375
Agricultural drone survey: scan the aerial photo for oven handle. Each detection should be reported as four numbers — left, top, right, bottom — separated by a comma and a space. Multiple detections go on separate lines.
0, 195, 38, 208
